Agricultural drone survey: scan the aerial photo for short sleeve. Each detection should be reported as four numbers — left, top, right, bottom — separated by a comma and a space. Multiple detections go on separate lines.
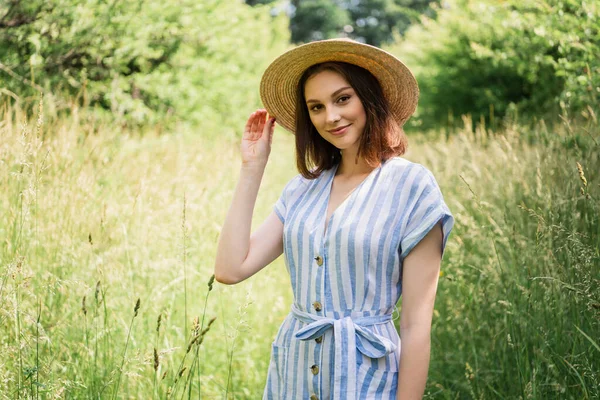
399, 167, 454, 261
274, 174, 305, 224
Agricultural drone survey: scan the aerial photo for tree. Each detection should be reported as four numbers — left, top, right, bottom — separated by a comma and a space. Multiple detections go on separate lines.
246, 0, 439, 46
0, 0, 289, 128
290, 0, 350, 43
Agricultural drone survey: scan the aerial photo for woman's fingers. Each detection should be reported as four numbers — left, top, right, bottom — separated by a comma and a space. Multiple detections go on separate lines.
244, 109, 271, 142
250, 111, 261, 139
244, 111, 256, 134
255, 110, 268, 140
257, 111, 266, 136
262, 116, 276, 144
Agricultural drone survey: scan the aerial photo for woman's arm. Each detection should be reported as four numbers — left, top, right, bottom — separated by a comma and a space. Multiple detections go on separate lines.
396, 221, 444, 400
214, 110, 283, 285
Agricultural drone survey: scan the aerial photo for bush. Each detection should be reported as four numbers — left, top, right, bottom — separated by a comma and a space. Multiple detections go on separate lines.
0, 0, 289, 129
389, 0, 600, 130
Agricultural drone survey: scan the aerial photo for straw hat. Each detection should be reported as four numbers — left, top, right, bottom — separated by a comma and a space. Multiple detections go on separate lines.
260, 38, 419, 133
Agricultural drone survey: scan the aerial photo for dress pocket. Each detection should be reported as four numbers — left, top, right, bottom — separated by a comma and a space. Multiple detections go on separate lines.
356, 362, 399, 399
263, 342, 289, 399
271, 343, 288, 381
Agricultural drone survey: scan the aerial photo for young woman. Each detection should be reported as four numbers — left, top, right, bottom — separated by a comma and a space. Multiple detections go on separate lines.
214, 39, 454, 400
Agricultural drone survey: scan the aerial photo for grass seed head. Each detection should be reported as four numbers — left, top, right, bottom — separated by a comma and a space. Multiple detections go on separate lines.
134, 298, 141, 317
187, 334, 200, 353
576, 162, 587, 187
465, 362, 475, 380
199, 316, 217, 337
82, 296, 87, 316
95, 280, 101, 304
156, 314, 162, 333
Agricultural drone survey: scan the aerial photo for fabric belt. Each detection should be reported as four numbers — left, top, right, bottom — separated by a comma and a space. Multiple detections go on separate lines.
290, 304, 397, 400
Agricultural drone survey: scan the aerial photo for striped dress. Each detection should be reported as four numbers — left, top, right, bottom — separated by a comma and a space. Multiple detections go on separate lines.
263, 157, 454, 400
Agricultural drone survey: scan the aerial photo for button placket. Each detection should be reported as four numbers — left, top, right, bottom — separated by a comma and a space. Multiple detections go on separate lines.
309, 200, 328, 400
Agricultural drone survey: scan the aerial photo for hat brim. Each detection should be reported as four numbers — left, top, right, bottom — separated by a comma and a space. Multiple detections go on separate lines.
260, 39, 419, 133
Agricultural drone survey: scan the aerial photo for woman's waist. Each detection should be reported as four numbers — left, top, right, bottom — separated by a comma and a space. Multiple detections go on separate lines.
289, 301, 397, 320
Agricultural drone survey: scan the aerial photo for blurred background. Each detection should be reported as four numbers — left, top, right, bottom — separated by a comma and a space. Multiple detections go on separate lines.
0, 0, 598, 398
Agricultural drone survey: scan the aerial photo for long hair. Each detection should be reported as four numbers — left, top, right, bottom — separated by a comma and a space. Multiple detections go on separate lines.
295, 61, 408, 179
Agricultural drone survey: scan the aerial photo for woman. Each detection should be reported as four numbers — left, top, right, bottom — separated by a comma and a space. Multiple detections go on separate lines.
214, 39, 454, 400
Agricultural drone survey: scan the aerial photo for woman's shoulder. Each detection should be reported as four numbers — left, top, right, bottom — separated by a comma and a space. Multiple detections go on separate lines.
385, 156, 434, 177
383, 157, 444, 194
281, 171, 311, 194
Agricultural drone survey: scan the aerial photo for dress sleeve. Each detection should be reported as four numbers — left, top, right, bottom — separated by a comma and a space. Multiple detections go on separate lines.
399, 166, 454, 261
274, 174, 304, 224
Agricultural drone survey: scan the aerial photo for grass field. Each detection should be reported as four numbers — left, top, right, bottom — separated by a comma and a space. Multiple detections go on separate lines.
1, 99, 598, 399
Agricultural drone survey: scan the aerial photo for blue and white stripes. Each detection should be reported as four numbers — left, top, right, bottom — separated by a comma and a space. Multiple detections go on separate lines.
263, 157, 454, 399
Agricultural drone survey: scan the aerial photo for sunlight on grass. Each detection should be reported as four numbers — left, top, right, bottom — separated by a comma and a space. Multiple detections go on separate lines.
0, 99, 598, 398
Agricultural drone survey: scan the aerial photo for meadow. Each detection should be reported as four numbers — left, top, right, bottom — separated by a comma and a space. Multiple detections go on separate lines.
1, 96, 598, 399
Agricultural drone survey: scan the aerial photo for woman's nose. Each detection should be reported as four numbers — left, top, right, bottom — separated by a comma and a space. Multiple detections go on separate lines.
326, 108, 341, 124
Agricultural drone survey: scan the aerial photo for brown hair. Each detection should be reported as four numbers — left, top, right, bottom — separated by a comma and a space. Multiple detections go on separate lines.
294, 61, 408, 179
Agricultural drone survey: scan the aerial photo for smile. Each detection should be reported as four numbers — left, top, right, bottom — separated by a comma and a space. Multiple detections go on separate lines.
328, 124, 351, 135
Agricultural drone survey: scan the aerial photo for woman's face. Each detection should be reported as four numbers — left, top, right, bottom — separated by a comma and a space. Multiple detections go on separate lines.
303, 69, 366, 152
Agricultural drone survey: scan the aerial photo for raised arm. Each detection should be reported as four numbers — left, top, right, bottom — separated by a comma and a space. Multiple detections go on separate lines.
214, 109, 284, 285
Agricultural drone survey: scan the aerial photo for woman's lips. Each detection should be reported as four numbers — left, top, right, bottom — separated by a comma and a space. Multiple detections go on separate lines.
328, 124, 351, 135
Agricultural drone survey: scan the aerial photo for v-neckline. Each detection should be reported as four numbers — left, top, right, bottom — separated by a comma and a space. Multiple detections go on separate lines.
322, 160, 385, 236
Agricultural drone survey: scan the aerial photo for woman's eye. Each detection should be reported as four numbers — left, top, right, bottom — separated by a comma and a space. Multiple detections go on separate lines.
308, 96, 349, 112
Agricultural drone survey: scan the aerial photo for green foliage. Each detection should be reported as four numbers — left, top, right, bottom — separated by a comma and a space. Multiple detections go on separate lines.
390, 0, 600, 129
285, 0, 439, 46
0, 0, 289, 128
347, 0, 438, 46
290, 0, 351, 42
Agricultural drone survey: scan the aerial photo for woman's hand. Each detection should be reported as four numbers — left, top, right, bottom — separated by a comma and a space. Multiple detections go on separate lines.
241, 109, 276, 169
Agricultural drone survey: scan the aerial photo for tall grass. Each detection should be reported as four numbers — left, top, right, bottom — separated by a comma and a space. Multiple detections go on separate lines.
414, 113, 599, 399
0, 99, 240, 398
0, 97, 598, 398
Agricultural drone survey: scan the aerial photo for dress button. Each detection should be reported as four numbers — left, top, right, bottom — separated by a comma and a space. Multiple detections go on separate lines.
315, 336, 323, 344
310, 395, 319, 400
310, 364, 319, 375
312, 301, 322, 312
314, 255, 323, 266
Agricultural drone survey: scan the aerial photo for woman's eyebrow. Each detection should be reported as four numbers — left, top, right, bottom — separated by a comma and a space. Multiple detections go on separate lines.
306, 86, 352, 104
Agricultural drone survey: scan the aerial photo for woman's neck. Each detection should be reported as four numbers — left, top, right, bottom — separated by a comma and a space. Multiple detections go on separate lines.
336, 151, 381, 177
